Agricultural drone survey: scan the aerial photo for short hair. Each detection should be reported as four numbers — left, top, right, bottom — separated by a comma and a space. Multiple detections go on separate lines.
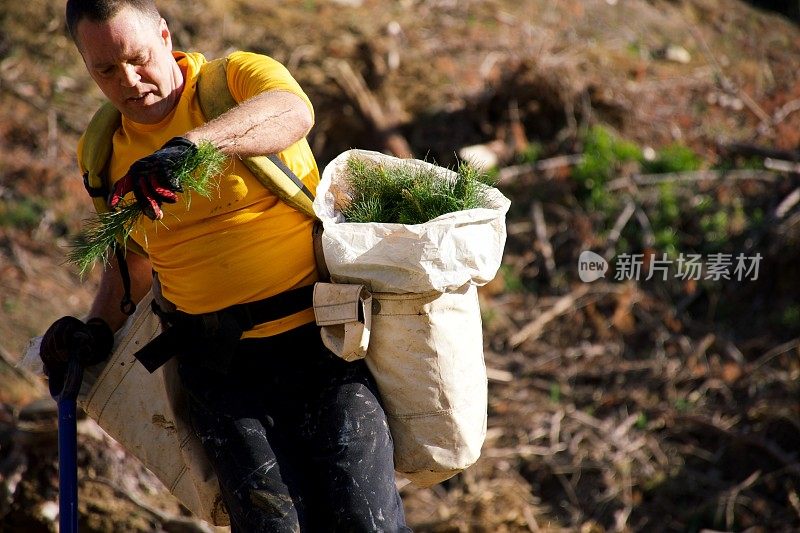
65, 0, 161, 43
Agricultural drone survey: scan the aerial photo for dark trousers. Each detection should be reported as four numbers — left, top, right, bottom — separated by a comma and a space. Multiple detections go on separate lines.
177, 323, 410, 532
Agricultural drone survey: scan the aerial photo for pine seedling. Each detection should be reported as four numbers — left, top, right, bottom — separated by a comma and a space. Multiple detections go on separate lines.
341, 155, 496, 225
67, 141, 227, 275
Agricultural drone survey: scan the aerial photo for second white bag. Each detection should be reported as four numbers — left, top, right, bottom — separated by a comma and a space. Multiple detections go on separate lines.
366, 285, 488, 487
78, 291, 228, 526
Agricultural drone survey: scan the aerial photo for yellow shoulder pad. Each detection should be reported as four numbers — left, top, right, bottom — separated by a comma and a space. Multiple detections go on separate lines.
81, 102, 121, 216
197, 57, 316, 219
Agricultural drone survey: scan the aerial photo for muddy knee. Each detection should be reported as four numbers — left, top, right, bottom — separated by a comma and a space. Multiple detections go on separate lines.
249, 489, 294, 518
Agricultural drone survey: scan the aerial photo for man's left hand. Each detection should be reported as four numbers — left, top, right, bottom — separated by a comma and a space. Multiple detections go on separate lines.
40, 316, 114, 390
109, 136, 198, 220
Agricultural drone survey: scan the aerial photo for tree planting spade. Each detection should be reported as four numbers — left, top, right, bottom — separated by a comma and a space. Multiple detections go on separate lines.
48, 326, 113, 532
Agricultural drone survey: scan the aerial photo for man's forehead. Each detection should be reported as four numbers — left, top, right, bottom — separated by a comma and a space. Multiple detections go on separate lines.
76, 9, 160, 56
77, 8, 158, 39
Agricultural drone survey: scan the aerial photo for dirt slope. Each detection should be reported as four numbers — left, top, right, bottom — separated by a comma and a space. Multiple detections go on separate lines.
1, 1, 799, 531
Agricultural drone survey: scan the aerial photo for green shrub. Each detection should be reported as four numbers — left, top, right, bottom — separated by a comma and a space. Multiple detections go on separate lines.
0, 198, 44, 230
781, 305, 800, 329
517, 142, 542, 164
643, 143, 702, 174
498, 264, 524, 293
572, 125, 642, 211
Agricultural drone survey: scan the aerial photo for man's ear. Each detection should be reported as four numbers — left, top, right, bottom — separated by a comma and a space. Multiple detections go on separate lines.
160, 18, 172, 50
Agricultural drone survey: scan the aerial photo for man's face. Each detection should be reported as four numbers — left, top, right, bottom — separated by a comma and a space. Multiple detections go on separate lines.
75, 7, 183, 124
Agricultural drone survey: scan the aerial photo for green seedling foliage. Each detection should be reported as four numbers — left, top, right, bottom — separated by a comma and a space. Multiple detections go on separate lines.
714, 156, 764, 172
780, 304, 800, 329
68, 141, 227, 274
517, 142, 542, 164
693, 194, 714, 213
655, 227, 679, 257
653, 182, 681, 256
643, 143, 702, 174
569, 128, 763, 262
549, 382, 562, 404
699, 210, 730, 250
751, 207, 764, 226
341, 156, 496, 224
0, 198, 44, 230
67, 202, 140, 274
657, 182, 680, 225
572, 126, 642, 212
499, 264, 524, 293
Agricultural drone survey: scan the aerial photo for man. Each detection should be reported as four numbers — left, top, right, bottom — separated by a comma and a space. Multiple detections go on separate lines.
39, 0, 409, 530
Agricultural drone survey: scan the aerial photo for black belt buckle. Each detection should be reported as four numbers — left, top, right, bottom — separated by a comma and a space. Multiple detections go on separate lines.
199, 310, 244, 341
201, 312, 221, 337
135, 310, 246, 374
195, 310, 244, 374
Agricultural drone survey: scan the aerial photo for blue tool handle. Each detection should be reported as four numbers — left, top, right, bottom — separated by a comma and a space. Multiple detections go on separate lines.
51, 356, 84, 533
57, 395, 79, 532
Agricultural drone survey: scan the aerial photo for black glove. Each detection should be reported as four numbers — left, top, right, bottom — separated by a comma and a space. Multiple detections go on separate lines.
109, 136, 198, 220
40, 316, 114, 381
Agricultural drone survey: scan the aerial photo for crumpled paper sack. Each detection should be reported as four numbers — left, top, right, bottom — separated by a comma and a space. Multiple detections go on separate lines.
313, 149, 511, 294
19, 336, 44, 376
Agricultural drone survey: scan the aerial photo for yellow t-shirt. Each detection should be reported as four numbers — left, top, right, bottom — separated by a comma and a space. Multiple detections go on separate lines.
78, 51, 319, 338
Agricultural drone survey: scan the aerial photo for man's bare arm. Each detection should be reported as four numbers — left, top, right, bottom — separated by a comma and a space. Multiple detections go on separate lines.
183, 91, 313, 157
88, 251, 152, 332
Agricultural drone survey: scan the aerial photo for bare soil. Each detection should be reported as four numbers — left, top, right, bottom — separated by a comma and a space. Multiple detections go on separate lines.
1, 1, 799, 531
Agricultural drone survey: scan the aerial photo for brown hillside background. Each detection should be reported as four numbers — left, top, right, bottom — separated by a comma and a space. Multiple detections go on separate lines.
1, 0, 800, 531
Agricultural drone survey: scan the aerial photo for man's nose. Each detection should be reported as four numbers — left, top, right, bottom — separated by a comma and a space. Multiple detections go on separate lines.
119, 64, 141, 87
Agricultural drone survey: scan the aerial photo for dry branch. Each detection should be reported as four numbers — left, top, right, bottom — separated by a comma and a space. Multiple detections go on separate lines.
509, 285, 590, 347
496, 154, 583, 185
685, 21, 771, 126
723, 142, 800, 162
607, 169, 781, 191
327, 59, 412, 158
774, 186, 800, 218
766, 158, 800, 175
604, 200, 636, 257
531, 201, 555, 278
672, 414, 800, 478
486, 366, 514, 383
747, 337, 800, 374
0, 345, 45, 392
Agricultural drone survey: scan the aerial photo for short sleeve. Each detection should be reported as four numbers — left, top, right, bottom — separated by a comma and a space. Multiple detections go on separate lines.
225, 51, 314, 121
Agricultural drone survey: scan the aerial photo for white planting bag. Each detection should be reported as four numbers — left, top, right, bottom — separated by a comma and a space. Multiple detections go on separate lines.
314, 149, 510, 294
313, 149, 510, 486
369, 286, 487, 486
21, 294, 227, 524
77, 292, 228, 526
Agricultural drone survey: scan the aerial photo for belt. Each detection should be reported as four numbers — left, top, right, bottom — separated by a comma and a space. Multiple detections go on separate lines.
135, 284, 315, 373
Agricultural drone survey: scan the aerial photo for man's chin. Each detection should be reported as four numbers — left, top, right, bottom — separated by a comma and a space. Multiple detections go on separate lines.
122, 99, 166, 124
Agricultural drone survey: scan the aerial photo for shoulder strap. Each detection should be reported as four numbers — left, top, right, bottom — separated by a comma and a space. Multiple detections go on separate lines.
81, 103, 143, 315
80, 103, 148, 258
81, 102, 120, 216
196, 57, 317, 219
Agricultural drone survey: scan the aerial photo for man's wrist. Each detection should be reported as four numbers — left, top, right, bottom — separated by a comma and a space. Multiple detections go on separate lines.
181, 131, 203, 146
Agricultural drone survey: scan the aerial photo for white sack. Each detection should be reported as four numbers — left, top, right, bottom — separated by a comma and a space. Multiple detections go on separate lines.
314, 149, 511, 293
79, 291, 228, 525
21, 293, 228, 526
367, 286, 488, 487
